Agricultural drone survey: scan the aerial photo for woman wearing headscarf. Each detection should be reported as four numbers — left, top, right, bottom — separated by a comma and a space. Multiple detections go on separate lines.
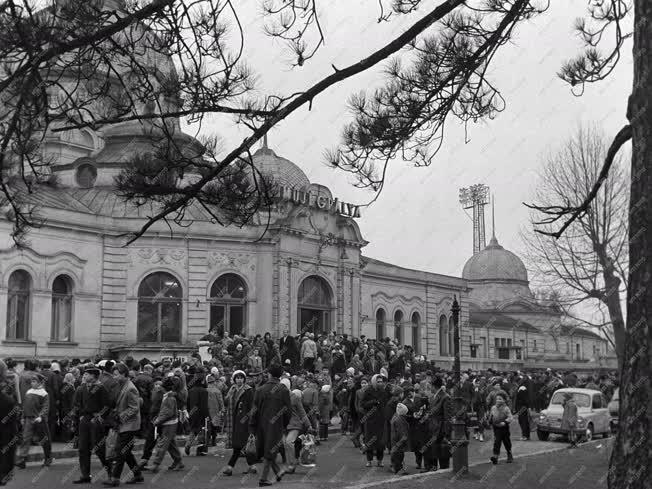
360, 374, 390, 467
0, 360, 19, 486
222, 370, 256, 475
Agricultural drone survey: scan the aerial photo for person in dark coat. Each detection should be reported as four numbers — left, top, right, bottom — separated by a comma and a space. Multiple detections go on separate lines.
421, 376, 453, 472
361, 374, 391, 467
514, 379, 531, 441
279, 331, 300, 370
0, 360, 19, 486
250, 366, 291, 486
184, 372, 209, 456
222, 370, 256, 475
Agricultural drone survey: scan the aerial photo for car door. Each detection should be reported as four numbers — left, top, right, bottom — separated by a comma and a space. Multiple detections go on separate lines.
592, 394, 607, 433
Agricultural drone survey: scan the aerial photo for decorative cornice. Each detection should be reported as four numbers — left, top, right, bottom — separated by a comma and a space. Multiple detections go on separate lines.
0, 247, 86, 265
371, 290, 424, 307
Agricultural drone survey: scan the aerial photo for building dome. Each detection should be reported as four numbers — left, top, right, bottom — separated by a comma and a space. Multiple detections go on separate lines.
462, 236, 528, 283
252, 145, 310, 190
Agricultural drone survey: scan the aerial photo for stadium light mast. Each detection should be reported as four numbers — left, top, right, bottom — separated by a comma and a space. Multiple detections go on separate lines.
459, 184, 490, 255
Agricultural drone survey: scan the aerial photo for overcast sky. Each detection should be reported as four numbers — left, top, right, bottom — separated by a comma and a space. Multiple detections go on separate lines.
203, 0, 633, 281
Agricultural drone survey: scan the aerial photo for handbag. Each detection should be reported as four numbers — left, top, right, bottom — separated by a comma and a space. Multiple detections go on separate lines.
299, 434, 317, 467
244, 434, 257, 460
105, 428, 119, 460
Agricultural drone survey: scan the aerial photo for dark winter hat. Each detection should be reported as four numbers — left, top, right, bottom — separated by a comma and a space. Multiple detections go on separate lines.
113, 363, 129, 376
85, 367, 101, 377
269, 365, 283, 378
162, 377, 176, 391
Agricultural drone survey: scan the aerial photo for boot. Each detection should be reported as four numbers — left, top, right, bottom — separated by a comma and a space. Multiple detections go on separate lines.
506, 452, 513, 463
221, 466, 233, 476
490, 455, 498, 465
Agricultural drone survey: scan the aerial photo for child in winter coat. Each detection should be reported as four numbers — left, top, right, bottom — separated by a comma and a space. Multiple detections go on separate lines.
488, 394, 513, 464
390, 403, 410, 475
318, 384, 332, 441
302, 380, 319, 440
16, 374, 51, 468
561, 394, 578, 448
147, 378, 184, 472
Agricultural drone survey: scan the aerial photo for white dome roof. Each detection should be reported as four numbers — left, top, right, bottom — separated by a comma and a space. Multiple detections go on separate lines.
462, 236, 528, 282
252, 146, 310, 190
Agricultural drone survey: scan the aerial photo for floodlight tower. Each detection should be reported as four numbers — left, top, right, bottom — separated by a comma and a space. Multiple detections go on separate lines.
459, 184, 490, 255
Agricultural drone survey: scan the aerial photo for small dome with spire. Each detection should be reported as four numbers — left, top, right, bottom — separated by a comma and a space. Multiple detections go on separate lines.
252, 136, 310, 190
462, 197, 528, 283
462, 235, 528, 282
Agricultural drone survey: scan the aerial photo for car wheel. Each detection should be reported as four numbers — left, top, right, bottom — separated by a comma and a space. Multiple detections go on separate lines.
537, 430, 550, 441
582, 424, 594, 443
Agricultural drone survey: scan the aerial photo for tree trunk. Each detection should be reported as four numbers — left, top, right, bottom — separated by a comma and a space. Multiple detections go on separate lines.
596, 250, 626, 373
608, 1, 652, 488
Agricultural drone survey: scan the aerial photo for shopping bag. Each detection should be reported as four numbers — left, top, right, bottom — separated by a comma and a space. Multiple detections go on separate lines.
299, 434, 317, 467
105, 428, 118, 460
244, 434, 257, 460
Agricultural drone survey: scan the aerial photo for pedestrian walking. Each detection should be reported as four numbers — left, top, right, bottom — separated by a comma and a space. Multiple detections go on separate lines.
0, 360, 19, 486
250, 365, 292, 486
489, 394, 513, 464
103, 363, 143, 487
145, 377, 184, 472
16, 374, 52, 469
184, 369, 209, 457
72, 367, 111, 484
222, 370, 256, 476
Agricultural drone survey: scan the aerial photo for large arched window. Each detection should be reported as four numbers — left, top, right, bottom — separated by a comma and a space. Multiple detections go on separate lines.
6, 270, 31, 340
137, 272, 183, 343
448, 316, 455, 357
298, 276, 332, 335
376, 308, 386, 340
51, 275, 73, 341
439, 314, 448, 356
394, 310, 404, 344
411, 312, 421, 354
210, 273, 247, 337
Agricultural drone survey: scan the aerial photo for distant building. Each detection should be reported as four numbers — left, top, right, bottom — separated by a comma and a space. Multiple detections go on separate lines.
460, 231, 614, 370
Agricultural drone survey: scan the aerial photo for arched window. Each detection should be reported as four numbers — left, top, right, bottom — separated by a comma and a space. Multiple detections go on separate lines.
448, 316, 455, 357
210, 273, 247, 337
376, 308, 386, 340
439, 314, 448, 356
6, 270, 31, 340
297, 275, 332, 335
394, 310, 403, 344
411, 312, 421, 354
137, 272, 182, 343
51, 275, 73, 341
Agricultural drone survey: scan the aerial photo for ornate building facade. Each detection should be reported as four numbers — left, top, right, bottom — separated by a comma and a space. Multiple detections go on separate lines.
0, 117, 471, 362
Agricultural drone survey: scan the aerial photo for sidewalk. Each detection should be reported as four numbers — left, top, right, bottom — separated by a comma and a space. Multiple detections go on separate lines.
345, 438, 614, 489
25, 423, 343, 463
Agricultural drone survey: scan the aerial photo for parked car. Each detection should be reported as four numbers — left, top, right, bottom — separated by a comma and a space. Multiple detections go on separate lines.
536, 388, 611, 442
608, 388, 619, 433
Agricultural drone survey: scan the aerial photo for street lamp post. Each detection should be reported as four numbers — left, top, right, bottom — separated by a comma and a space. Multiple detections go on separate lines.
450, 295, 468, 475
452, 295, 461, 384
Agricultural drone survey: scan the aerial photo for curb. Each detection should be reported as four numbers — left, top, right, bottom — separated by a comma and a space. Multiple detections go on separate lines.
26, 425, 343, 463
342, 438, 611, 489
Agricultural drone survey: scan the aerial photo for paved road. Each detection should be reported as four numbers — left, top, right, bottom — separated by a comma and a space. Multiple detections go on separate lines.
9, 425, 567, 489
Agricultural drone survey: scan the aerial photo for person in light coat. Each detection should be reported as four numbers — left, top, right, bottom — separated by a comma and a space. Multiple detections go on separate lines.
105, 363, 143, 486
561, 393, 578, 448
206, 375, 224, 446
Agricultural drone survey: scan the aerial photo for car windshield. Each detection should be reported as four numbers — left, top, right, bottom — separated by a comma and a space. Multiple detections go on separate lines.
550, 392, 591, 408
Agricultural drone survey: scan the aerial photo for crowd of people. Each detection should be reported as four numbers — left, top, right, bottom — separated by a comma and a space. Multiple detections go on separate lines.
0, 329, 619, 487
